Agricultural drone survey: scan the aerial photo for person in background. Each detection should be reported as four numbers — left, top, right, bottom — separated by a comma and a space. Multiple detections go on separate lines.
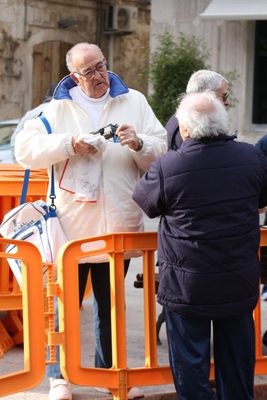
133, 91, 267, 400
155, 69, 232, 341
255, 134, 267, 232
165, 69, 230, 151
255, 135, 267, 298
255, 134, 267, 347
10, 81, 59, 162
15, 42, 166, 400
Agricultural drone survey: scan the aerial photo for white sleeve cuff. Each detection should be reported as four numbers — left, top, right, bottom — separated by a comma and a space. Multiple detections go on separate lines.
66, 136, 76, 157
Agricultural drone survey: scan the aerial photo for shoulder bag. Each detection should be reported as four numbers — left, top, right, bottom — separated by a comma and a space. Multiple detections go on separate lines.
0, 115, 67, 289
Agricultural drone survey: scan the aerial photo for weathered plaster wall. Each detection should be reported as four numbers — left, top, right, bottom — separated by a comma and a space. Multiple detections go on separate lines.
0, 0, 150, 120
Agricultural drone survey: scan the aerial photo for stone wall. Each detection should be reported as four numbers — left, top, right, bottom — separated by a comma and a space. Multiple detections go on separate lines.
0, 0, 151, 120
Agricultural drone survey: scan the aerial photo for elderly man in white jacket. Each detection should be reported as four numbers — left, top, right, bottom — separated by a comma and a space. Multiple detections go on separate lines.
15, 42, 166, 400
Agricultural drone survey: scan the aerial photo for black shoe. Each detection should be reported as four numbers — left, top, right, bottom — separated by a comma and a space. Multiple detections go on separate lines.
262, 330, 267, 347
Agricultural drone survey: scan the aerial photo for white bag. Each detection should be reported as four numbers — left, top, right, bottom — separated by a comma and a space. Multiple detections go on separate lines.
0, 115, 67, 289
0, 200, 67, 289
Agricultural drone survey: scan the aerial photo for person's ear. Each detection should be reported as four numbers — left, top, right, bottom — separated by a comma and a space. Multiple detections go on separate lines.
183, 130, 190, 139
70, 72, 79, 85
180, 125, 190, 140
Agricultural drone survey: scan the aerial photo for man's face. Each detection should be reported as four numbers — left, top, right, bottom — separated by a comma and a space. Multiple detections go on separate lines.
70, 47, 110, 98
215, 80, 230, 107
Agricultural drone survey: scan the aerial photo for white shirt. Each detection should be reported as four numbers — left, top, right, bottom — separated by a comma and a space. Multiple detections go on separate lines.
69, 86, 110, 130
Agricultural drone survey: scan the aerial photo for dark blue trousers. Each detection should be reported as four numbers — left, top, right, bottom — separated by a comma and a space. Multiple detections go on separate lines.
78, 260, 130, 369
164, 308, 255, 400
46, 260, 130, 378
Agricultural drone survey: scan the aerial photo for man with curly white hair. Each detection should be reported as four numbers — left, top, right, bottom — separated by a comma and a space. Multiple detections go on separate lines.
133, 91, 267, 400
177, 91, 229, 140
166, 69, 230, 150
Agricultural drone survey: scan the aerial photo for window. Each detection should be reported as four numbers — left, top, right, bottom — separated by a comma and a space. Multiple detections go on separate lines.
253, 21, 267, 124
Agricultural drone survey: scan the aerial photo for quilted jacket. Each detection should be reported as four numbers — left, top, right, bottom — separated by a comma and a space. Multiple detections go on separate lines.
133, 135, 267, 319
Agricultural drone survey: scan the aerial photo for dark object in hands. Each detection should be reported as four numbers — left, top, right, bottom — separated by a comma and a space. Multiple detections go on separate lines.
90, 124, 119, 140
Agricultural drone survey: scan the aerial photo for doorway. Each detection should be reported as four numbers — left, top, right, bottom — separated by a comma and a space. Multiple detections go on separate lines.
32, 41, 73, 108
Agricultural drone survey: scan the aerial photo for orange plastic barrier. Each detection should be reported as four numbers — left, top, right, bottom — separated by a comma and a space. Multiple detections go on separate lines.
1, 230, 267, 399
0, 165, 49, 352
0, 165, 91, 353
51, 232, 267, 396
50, 232, 172, 400
0, 238, 46, 396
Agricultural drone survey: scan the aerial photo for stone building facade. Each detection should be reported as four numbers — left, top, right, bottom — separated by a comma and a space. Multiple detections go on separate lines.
2, 0, 267, 146
0, 0, 151, 121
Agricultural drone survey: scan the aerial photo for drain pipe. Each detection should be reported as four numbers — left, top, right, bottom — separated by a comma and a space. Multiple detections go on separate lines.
108, 34, 114, 71
24, 0, 28, 40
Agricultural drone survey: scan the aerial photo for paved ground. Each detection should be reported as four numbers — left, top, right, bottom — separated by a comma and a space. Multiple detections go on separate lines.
1, 215, 267, 399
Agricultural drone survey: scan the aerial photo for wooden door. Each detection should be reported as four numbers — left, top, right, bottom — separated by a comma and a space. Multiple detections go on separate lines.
32, 41, 73, 108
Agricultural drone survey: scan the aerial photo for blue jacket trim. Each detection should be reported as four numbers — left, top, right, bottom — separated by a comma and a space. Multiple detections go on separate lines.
53, 72, 129, 101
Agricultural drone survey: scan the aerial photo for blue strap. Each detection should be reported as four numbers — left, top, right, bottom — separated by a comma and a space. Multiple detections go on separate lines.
20, 169, 30, 204
39, 115, 52, 134
20, 115, 55, 205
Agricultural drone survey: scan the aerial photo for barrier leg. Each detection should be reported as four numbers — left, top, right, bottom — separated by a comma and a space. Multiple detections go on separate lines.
1, 311, 23, 345
0, 321, 14, 354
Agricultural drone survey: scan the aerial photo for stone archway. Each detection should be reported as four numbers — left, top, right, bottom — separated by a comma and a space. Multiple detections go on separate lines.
32, 41, 73, 107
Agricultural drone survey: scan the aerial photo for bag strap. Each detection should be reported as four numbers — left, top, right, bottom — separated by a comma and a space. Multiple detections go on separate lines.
20, 115, 55, 208
20, 169, 30, 204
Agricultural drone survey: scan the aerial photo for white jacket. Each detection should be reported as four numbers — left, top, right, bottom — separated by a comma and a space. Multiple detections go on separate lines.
11, 101, 51, 162
15, 73, 167, 262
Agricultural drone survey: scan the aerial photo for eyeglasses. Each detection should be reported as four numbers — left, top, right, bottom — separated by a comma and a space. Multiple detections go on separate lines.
74, 61, 107, 80
221, 93, 229, 102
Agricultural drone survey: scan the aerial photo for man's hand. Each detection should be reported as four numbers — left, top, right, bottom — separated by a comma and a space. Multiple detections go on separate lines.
72, 135, 97, 155
116, 124, 139, 151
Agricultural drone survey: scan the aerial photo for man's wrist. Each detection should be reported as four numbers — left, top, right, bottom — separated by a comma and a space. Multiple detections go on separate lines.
135, 137, 143, 152
66, 136, 76, 156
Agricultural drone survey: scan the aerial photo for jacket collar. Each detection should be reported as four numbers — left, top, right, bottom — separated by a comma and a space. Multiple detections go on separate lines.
181, 134, 237, 148
53, 72, 129, 101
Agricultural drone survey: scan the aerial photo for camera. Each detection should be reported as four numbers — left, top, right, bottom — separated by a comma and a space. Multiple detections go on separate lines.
90, 123, 119, 140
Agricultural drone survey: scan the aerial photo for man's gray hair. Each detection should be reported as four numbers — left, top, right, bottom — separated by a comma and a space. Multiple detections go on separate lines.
176, 92, 229, 140
186, 70, 228, 94
66, 43, 103, 72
